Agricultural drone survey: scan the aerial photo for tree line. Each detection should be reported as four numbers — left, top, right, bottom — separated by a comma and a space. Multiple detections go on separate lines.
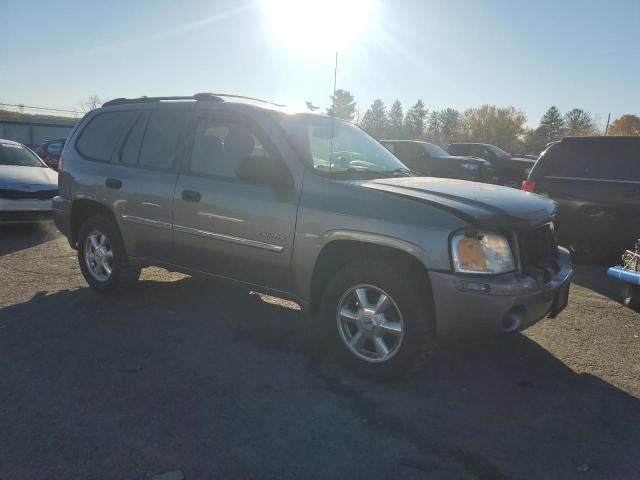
316, 89, 640, 154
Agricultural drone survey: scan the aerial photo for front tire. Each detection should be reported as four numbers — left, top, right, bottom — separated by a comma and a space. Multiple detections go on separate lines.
321, 260, 437, 381
77, 214, 140, 292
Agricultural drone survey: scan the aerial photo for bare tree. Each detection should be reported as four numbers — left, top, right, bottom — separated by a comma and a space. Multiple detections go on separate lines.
80, 95, 103, 112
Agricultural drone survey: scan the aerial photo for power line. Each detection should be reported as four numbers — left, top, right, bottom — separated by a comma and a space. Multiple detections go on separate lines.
0, 103, 81, 114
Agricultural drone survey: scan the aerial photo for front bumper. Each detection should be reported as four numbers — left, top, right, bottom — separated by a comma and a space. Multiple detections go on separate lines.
52, 196, 73, 244
429, 247, 572, 337
0, 198, 53, 223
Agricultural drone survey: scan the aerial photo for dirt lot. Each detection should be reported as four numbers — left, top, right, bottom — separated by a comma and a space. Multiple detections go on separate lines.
1, 224, 640, 480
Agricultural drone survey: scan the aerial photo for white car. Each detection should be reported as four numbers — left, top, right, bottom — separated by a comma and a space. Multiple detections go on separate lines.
0, 139, 58, 224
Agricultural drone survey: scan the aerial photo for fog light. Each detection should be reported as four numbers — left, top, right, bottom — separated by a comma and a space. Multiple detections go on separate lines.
461, 281, 491, 293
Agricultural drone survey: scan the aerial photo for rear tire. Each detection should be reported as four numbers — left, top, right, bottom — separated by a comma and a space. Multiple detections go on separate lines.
77, 214, 140, 293
321, 260, 437, 381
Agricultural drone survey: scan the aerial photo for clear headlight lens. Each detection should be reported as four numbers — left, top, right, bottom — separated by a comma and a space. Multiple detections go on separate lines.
451, 231, 515, 274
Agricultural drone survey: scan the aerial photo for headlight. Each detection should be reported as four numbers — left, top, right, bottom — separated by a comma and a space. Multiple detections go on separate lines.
461, 162, 479, 171
451, 231, 515, 274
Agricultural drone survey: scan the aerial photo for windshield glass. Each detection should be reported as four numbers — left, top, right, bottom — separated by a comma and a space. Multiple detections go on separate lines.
486, 144, 510, 157
277, 114, 408, 176
422, 143, 449, 157
0, 143, 44, 167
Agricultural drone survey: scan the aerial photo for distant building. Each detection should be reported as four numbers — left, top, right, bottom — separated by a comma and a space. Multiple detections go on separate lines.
0, 111, 78, 147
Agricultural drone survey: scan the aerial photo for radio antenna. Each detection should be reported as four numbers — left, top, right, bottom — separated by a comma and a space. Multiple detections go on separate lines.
329, 51, 338, 171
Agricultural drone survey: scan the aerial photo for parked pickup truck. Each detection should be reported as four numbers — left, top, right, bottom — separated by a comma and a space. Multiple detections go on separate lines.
448, 143, 535, 187
381, 140, 495, 183
53, 93, 572, 380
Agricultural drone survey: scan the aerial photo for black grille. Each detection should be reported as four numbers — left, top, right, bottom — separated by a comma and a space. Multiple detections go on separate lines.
0, 188, 58, 200
518, 223, 558, 268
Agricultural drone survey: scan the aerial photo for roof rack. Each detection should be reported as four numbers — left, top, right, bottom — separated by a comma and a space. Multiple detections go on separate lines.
102, 93, 285, 108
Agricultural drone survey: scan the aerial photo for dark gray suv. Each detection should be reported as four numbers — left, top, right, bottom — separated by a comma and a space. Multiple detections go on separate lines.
53, 93, 572, 380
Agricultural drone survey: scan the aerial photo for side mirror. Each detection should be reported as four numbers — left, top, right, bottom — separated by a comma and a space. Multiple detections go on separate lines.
236, 156, 293, 190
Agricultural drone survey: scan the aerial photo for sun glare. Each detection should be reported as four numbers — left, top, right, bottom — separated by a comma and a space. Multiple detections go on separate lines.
261, 0, 377, 54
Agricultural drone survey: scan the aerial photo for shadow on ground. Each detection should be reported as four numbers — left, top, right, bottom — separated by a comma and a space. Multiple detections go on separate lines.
0, 223, 60, 256
571, 262, 628, 304
1, 276, 639, 479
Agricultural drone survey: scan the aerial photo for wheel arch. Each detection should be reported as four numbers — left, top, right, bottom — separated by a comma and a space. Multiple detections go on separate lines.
308, 236, 433, 317
70, 199, 117, 248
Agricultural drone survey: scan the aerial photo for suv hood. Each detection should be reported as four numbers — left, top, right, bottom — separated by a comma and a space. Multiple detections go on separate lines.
362, 177, 555, 228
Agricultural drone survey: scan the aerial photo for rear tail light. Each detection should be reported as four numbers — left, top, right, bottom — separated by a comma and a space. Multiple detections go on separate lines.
57, 155, 64, 190
521, 180, 536, 192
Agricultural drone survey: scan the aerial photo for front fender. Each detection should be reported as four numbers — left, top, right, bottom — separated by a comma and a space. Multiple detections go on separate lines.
291, 228, 438, 306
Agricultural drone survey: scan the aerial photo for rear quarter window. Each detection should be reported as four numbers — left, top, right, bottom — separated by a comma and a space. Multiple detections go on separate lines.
76, 111, 136, 162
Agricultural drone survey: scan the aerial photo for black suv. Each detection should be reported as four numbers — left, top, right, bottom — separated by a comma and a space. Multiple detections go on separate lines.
522, 136, 640, 254
381, 140, 494, 182
448, 143, 535, 186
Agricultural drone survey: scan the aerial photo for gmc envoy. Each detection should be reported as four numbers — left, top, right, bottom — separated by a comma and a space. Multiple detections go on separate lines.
53, 93, 572, 379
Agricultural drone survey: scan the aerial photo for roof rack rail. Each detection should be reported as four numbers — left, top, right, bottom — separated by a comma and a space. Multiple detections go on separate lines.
102, 94, 223, 107
102, 93, 285, 108
204, 93, 286, 107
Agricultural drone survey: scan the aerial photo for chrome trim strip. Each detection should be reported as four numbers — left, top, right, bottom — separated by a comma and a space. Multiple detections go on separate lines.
173, 224, 284, 252
121, 215, 172, 230
544, 176, 640, 185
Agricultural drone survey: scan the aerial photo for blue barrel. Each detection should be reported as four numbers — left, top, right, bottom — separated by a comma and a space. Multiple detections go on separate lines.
607, 266, 640, 285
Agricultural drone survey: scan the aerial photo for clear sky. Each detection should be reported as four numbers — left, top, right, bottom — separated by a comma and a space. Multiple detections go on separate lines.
1, 0, 638, 126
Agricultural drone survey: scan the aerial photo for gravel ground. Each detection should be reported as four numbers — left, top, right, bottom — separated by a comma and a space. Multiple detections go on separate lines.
1, 224, 639, 480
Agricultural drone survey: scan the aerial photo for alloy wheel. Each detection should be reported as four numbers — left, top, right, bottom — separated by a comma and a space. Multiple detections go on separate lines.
336, 284, 404, 363
84, 230, 114, 281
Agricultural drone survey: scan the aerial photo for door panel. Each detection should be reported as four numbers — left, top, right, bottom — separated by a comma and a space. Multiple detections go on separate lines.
104, 109, 191, 261
172, 113, 299, 291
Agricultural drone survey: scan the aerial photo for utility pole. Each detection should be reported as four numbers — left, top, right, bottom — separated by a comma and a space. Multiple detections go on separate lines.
604, 113, 611, 135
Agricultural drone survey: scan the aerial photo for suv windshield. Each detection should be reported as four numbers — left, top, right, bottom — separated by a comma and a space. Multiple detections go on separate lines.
422, 143, 449, 157
0, 143, 44, 167
277, 114, 409, 177
486, 144, 510, 158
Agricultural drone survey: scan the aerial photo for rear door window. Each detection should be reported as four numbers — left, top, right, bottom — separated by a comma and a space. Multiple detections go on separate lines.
189, 116, 271, 179
139, 109, 193, 170
76, 111, 136, 162
120, 113, 148, 165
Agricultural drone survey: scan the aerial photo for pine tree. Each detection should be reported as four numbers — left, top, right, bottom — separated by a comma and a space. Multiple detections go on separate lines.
326, 89, 357, 121
388, 100, 404, 139
403, 100, 428, 139
361, 99, 389, 139
538, 106, 565, 144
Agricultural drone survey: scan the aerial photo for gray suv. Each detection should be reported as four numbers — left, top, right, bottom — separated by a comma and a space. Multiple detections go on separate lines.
53, 93, 572, 380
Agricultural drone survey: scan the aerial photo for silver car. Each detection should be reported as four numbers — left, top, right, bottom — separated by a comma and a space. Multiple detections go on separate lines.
53, 94, 572, 380
0, 139, 58, 224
